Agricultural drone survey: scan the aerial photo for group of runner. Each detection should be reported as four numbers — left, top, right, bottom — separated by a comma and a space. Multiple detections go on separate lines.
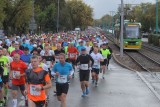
0, 30, 112, 107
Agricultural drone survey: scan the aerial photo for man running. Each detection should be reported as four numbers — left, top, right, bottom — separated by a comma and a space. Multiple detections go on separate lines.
52, 53, 74, 107
10, 42, 24, 57
76, 47, 94, 97
25, 55, 52, 107
100, 43, 111, 79
90, 47, 104, 87
10, 53, 27, 107
0, 48, 9, 106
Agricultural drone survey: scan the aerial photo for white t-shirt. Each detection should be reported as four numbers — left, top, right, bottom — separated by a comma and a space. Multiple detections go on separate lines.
40, 50, 55, 56
40, 50, 55, 68
85, 46, 91, 54
90, 52, 103, 69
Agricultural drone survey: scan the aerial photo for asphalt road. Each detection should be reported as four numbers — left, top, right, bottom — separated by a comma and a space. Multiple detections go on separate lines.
7, 59, 160, 107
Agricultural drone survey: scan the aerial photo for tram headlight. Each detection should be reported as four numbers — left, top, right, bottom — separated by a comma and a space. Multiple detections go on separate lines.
136, 42, 139, 45
125, 42, 128, 44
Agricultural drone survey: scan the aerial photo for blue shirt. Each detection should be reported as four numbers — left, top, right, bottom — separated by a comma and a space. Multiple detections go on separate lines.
52, 62, 73, 82
77, 45, 85, 53
20, 54, 32, 64
22, 43, 27, 48
62, 42, 68, 47
27, 44, 33, 52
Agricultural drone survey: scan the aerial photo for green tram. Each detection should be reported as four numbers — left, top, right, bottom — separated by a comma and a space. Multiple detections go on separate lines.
114, 20, 142, 50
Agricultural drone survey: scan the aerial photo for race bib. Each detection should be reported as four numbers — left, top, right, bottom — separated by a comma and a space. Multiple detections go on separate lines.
80, 64, 88, 70
30, 85, 41, 96
69, 53, 75, 58
103, 55, 107, 59
13, 71, 20, 79
93, 60, 99, 68
57, 75, 68, 83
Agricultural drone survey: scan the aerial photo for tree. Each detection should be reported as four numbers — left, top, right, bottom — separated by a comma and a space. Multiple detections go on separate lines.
0, 0, 6, 29
3, 0, 32, 34
66, 0, 93, 30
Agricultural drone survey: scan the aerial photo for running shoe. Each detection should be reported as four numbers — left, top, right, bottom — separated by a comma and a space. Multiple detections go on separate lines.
81, 93, 86, 97
86, 88, 89, 95
102, 76, 105, 79
95, 82, 98, 87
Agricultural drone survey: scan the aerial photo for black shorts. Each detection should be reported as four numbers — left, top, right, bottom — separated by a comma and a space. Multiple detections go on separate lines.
79, 70, 90, 81
66, 59, 76, 65
100, 59, 108, 65
0, 82, 3, 90
56, 83, 69, 96
91, 68, 100, 74
12, 84, 25, 91
33, 100, 45, 107
2, 75, 9, 84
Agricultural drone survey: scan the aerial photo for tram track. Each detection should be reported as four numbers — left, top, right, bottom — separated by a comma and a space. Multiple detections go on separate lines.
105, 32, 160, 101
142, 43, 160, 53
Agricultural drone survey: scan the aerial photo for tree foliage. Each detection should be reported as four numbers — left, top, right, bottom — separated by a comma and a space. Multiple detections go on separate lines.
0, 0, 93, 34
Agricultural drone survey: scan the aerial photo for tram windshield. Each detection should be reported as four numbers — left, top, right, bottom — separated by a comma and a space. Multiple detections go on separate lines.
125, 26, 140, 38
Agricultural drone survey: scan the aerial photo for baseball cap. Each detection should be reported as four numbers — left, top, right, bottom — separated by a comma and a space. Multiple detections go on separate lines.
81, 47, 86, 51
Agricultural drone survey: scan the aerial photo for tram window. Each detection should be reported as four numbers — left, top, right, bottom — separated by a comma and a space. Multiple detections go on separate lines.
126, 26, 139, 38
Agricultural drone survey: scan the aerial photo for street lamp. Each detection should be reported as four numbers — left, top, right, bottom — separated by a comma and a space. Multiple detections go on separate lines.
120, 0, 124, 57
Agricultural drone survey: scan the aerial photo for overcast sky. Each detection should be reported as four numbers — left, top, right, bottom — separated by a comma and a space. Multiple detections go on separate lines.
83, 0, 155, 19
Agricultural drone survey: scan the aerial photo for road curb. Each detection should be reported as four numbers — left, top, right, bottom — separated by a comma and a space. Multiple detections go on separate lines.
112, 52, 160, 102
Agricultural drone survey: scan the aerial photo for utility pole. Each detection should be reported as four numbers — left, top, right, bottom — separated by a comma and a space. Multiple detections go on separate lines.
109, 11, 115, 34
57, 0, 60, 33
156, 0, 159, 34
29, 0, 37, 35
120, 0, 124, 57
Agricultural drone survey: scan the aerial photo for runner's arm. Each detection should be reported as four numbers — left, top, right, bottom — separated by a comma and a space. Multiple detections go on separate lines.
42, 74, 52, 90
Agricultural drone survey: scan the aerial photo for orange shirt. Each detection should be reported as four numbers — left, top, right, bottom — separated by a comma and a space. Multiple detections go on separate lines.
10, 60, 27, 85
27, 67, 50, 101
68, 47, 79, 60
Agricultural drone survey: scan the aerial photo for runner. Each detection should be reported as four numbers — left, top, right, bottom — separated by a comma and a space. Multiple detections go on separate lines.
76, 47, 94, 97
25, 55, 52, 107
10, 42, 24, 57
40, 45, 55, 78
100, 43, 111, 79
10, 53, 27, 107
0, 65, 4, 106
67, 42, 79, 77
54, 43, 65, 63
85, 40, 92, 54
52, 53, 74, 107
8, 41, 15, 54
2, 48, 12, 106
0, 48, 10, 106
90, 47, 104, 87
20, 47, 32, 66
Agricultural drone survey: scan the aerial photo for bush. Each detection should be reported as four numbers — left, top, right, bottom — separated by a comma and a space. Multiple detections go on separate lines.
148, 34, 152, 44
150, 34, 160, 46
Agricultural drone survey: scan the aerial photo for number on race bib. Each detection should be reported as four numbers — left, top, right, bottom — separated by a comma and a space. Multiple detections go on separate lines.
80, 64, 88, 70
57, 75, 68, 83
30, 85, 41, 96
13, 71, 20, 79
93, 60, 99, 68
69, 53, 75, 58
